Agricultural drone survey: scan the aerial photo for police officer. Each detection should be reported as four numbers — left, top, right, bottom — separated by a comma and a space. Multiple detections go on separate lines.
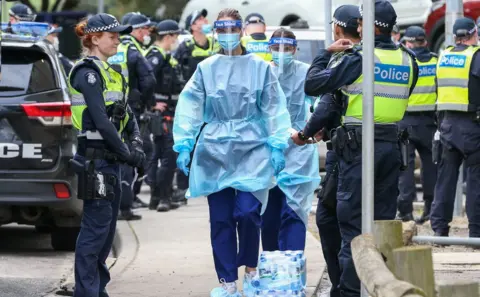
431, 17, 480, 238
299, 1, 418, 296
145, 20, 184, 211
69, 13, 145, 296
108, 13, 156, 218
9, 3, 35, 23
46, 25, 74, 75
241, 13, 272, 61
174, 9, 219, 203
121, 13, 153, 54
292, 6, 361, 297
397, 26, 438, 224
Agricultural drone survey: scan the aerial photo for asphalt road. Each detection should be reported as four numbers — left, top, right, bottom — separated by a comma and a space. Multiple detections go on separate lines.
0, 224, 73, 297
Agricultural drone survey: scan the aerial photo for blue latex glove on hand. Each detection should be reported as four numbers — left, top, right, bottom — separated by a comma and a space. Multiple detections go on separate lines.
271, 149, 285, 175
177, 151, 191, 176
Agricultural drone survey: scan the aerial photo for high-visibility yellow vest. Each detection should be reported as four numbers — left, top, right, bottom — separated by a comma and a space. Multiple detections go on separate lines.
437, 45, 480, 112
121, 35, 147, 55
241, 35, 272, 61
145, 46, 179, 67
68, 59, 129, 135
185, 36, 219, 58
407, 55, 437, 111
107, 43, 129, 82
341, 48, 414, 124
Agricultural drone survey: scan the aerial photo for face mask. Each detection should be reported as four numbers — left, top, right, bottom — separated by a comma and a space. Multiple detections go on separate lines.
143, 35, 151, 46
170, 39, 179, 52
272, 52, 294, 67
201, 24, 212, 34
217, 33, 241, 52
53, 37, 59, 51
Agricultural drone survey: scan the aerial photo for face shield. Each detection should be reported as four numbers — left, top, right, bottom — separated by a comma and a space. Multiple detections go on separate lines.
214, 20, 243, 56
269, 33, 297, 75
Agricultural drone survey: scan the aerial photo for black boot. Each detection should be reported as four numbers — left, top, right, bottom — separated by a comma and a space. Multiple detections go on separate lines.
416, 199, 432, 225
156, 199, 171, 212
118, 209, 142, 221
171, 189, 188, 208
132, 196, 148, 209
149, 196, 160, 210
396, 212, 414, 222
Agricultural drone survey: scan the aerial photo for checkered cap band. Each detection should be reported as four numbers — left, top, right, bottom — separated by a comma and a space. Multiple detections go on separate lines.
84, 21, 120, 34
332, 17, 347, 28
158, 29, 181, 35
359, 6, 392, 28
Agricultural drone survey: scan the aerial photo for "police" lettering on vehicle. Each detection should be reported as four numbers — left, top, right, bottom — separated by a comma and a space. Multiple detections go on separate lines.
0, 143, 42, 158
246, 41, 269, 53
108, 52, 125, 64
419, 65, 436, 77
374, 64, 410, 84
439, 54, 466, 68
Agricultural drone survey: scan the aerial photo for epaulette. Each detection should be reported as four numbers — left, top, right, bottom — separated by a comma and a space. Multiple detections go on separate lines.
399, 43, 417, 60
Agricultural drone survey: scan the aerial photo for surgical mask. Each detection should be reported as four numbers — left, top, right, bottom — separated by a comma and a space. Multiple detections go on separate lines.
170, 39, 179, 52
143, 35, 151, 46
272, 52, 294, 67
52, 36, 59, 51
217, 33, 241, 51
201, 24, 212, 34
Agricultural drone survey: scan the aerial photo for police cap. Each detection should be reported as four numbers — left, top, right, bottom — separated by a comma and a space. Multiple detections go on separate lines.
245, 13, 265, 25
9, 3, 36, 21
121, 12, 138, 25
84, 13, 132, 34
403, 26, 426, 42
453, 17, 477, 37
185, 9, 207, 31
155, 20, 181, 35
331, 5, 360, 29
129, 13, 152, 29
360, 0, 397, 30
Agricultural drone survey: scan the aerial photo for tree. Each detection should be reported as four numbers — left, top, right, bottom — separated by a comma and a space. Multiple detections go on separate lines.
17, 0, 81, 12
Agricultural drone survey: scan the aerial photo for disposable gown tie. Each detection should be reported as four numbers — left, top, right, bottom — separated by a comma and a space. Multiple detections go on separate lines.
274, 60, 321, 225
173, 54, 291, 212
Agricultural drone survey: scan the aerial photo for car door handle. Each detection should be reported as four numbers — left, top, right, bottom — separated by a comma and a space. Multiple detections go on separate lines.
242, 1, 249, 5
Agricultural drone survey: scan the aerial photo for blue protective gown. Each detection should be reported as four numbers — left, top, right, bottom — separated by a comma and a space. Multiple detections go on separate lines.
173, 54, 291, 210
274, 60, 321, 225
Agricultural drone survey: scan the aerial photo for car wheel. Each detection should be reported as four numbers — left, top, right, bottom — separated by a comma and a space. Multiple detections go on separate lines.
35, 225, 52, 233
51, 227, 80, 251
433, 33, 445, 55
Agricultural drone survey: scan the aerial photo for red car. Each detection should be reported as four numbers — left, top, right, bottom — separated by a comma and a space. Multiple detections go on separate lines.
424, 0, 480, 53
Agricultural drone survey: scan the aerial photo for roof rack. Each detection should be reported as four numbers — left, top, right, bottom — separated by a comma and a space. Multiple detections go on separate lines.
1, 22, 49, 42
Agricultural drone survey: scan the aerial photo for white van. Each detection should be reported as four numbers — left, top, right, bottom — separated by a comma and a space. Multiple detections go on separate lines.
179, 0, 433, 30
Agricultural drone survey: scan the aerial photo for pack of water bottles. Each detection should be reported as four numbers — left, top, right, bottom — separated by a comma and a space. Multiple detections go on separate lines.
253, 250, 307, 297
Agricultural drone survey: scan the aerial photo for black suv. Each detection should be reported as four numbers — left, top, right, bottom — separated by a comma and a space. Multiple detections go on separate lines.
0, 34, 81, 251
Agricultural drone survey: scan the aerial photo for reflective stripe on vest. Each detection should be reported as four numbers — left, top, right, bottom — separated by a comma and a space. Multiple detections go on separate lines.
437, 46, 480, 112
68, 59, 130, 135
122, 35, 147, 55
186, 36, 219, 57
407, 56, 437, 112
241, 36, 272, 61
107, 43, 129, 81
341, 48, 414, 124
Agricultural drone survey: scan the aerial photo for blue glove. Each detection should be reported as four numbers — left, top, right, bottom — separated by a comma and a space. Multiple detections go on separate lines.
177, 151, 191, 176
271, 149, 285, 175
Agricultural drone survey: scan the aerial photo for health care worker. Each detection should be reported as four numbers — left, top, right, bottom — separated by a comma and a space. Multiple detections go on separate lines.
260, 28, 320, 254
172, 8, 291, 297
70, 13, 145, 297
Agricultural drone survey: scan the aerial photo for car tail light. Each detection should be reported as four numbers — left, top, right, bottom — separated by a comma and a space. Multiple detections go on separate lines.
21, 102, 72, 126
54, 183, 70, 199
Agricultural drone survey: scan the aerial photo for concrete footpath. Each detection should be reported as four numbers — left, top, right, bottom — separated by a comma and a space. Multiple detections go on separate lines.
109, 193, 325, 297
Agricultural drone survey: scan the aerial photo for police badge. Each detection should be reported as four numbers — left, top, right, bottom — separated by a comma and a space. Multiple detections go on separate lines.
86, 73, 96, 85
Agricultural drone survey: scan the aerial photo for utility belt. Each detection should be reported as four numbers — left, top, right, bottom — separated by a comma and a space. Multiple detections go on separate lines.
154, 93, 179, 101
69, 157, 117, 201
403, 111, 436, 118
331, 124, 408, 169
443, 110, 480, 122
77, 132, 120, 163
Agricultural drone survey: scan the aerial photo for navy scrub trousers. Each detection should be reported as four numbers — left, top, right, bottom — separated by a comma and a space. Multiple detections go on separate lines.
207, 188, 262, 283
261, 186, 307, 252
431, 112, 480, 237
74, 157, 122, 297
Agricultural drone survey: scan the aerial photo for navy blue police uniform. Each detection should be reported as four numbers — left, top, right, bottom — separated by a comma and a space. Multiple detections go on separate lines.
397, 26, 438, 223
145, 20, 185, 211
430, 18, 480, 237
304, 1, 419, 296
68, 14, 145, 297
300, 5, 360, 297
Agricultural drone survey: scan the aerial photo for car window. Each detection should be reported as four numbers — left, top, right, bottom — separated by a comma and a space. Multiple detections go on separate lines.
296, 40, 324, 65
0, 48, 57, 97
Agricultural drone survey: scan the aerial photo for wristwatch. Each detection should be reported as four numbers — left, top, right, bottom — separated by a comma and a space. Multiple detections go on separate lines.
298, 131, 308, 141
